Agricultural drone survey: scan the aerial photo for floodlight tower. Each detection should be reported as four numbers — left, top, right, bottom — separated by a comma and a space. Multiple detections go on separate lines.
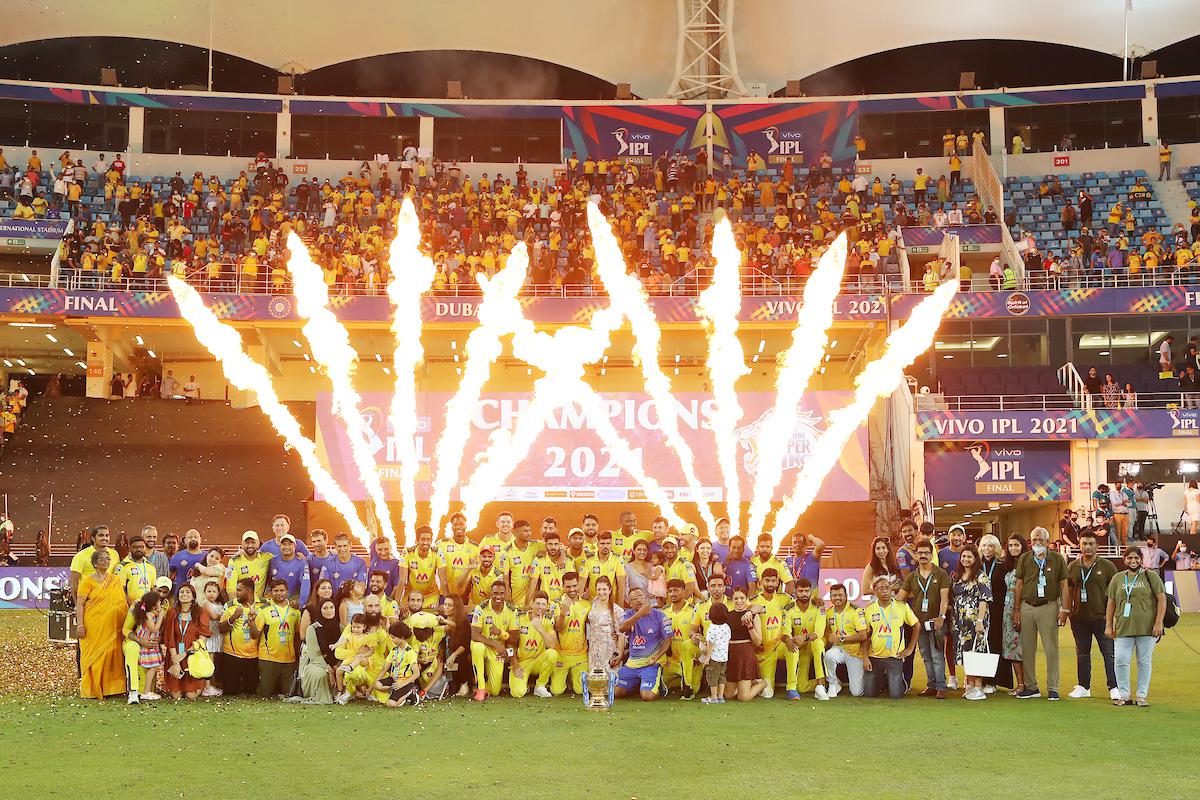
667, 0, 747, 99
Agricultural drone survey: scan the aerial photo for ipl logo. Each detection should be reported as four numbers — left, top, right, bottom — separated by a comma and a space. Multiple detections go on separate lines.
966, 441, 1025, 482
612, 127, 651, 157
763, 126, 803, 155
735, 407, 822, 475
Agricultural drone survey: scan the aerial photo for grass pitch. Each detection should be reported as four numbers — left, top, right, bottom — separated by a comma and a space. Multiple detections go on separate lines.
2, 610, 1199, 799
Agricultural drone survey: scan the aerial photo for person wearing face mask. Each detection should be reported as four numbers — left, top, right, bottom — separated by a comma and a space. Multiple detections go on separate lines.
1012, 527, 1069, 700
1065, 531, 1119, 700
1105, 546, 1167, 707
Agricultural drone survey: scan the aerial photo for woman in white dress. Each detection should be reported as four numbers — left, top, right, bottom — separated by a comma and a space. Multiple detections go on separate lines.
1186, 480, 1200, 536
585, 576, 624, 674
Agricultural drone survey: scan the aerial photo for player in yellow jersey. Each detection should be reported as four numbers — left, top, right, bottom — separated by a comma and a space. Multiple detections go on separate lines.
749, 568, 796, 699
468, 546, 506, 607
115, 534, 156, 603
661, 537, 700, 600
437, 512, 479, 598
750, 533, 795, 593
402, 527, 441, 607
505, 520, 541, 608
564, 527, 593, 573
367, 571, 400, 622
255, 579, 301, 697
580, 513, 601, 554
661, 579, 700, 699
612, 509, 653, 560
374, 620, 420, 706
510, 592, 559, 698
406, 611, 446, 689
862, 575, 919, 699
469, 581, 520, 701
581, 530, 627, 604
823, 582, 869, 697
785, 578, 828, 700
479, 511, 516, 559
224, 531, 273, 600
336, 598, 393, 703
532, 531, 570, 603
218, 578, 262, 696
551, 572, 591, 695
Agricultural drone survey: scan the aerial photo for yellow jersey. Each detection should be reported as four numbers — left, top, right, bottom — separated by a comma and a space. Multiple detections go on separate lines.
256, 601, 301, 663
220, 603, 260, 658
863, 600, 917, 659
787, 601, 827, 642
694, 596, 735, 635
468, 565, 506, 607
115, 558, 156, 603
505, 543, 541, 606
750, 555, 794, 585
581, 554, 626, 597
436, 538, 479, 594
515, 611, 552, 660
479, 532, 516, 559
750, 591, 795, 649
664, 558, 697, 587
403, 548, 441, 599
471, 601, 519, 644
827, 605, 868, 658
611, 529, 653, 560
555, 598, 591, 655
70, 545, 120, 577
662, 602, 698, 652
224, 552, 273, 599
533, 556, 570, 603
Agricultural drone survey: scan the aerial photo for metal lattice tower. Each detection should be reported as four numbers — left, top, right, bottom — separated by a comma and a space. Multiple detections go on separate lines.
668, 0, 747, 99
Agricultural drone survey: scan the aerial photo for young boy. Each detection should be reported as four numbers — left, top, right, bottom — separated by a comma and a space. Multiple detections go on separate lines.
374, 621, 419, 707
701, 603, 731, 704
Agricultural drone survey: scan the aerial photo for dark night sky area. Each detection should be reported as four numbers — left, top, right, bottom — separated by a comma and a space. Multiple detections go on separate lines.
0, 36, 1198, 98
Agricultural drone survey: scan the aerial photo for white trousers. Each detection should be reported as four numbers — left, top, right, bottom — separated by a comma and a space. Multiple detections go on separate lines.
823, 645, 865, 697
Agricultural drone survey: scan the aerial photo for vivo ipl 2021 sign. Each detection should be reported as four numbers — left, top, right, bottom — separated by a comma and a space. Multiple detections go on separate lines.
316, 391, 869, 504
924, 441, 1071, 502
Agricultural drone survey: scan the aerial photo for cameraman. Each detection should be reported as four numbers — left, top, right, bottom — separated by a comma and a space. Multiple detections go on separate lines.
1133, 483, 1152, 540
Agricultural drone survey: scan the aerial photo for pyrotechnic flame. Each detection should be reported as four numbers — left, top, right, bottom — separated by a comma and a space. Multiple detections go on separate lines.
745, 234, 849, 539
766, 281, 958, 547
587, 203, 716, 535
167, 275, 373, 546
286, 232, 398, 549
386, 199, 437, 544
427, 245, 530, 536
696, 214, 751, 537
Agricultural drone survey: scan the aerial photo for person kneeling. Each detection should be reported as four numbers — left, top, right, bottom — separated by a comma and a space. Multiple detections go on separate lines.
374, 621, 421, 707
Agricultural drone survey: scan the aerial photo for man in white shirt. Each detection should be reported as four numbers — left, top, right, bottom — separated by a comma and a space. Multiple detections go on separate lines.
1158, 335, 1174, 374
947, 204, 963, 225
1108, 481, 1130, 546
182, 375, 200, 400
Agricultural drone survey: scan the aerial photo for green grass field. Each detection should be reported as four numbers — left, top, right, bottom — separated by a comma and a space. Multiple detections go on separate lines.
2, 610, 1199, 799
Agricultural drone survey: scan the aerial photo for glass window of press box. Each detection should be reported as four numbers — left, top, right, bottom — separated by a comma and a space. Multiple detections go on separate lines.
1069, 314, 1200, 367
0, 99, 129, 152
144, 109, 277, 158
856, 109, 990, 159
290, 114, 420, 160
1158, 95, 1200, 144
910, 318, 1050, 386
434, 118, 562, 163
1003, 100, 1143, 152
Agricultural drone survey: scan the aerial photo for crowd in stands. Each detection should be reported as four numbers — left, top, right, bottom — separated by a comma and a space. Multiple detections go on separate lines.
65, 508, 1172, 708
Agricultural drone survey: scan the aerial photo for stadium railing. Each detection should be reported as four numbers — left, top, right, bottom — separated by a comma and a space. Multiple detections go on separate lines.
917, 391, 1194, 412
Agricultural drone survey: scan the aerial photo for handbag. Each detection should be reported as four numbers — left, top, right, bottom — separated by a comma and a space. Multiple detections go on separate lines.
187, 642, 215, 679
962, 631, 999, 678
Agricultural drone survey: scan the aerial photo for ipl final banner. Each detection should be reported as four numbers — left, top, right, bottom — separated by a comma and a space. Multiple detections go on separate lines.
315, 391, 869, 504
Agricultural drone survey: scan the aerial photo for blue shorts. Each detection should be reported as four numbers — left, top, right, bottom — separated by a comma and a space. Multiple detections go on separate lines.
616, 663, 663, 694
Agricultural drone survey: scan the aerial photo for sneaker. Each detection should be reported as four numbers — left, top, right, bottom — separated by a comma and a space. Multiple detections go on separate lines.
335, 691, 351, 705
140, 692, 161, 701
964, 687, 986, 701
785, 690, 801, 701
1110, 687, 1122, 701
815, 685, 830, 701
701, 697, 719, 704
201, 686, 223, 697
473, 688, 487, 702
1047, 690, 1060, 701
827, 680, 842, 698
681, 690, 695, 701
1068, 685, 1091, 699
716, 696, 725, 703
982, 685, 995, 694
127, 691, 139, 705
1015, 688, 1041, 699
761, 686, 774, 700
533, 686, 552, 699
946, 676, 958, 690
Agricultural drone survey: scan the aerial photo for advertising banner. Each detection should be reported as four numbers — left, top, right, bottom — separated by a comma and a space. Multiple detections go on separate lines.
712, 101, 858, 168
890, 286, 1200, 321
316, 391, 869, 504
0, 567, 68, 609
901, 225, 1002, 248
917, 408, 1200, 441
0, 219, 70, 240
924, 441, 1071, 501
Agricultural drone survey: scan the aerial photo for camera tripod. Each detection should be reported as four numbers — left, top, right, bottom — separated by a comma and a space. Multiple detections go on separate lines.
1145, 493, 1162, 537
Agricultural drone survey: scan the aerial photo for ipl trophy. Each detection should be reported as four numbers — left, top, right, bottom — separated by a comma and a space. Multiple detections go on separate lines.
582, 668, 616, 710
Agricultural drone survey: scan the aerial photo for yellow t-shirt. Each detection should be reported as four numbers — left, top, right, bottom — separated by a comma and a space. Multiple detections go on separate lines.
70, 545, 120, 576
750, 591, 795, 650
515, 611, 552, 661
220, 603, 260, 658
505, 543, 541, 607
403, 548, 441, 600
662, 602, 698, 652
468, 566, 506, 608
115, 558, 156, 603
863, 600, 917, 659
750, 555, 794, 585
471, 601, 519, 643
787, 601, 827, 642
256, 601, 301, 663
555, 598, 591, 655
581, 554, 627, 597
827, 605, 868, 658
533, 556, 570, 603
224, 552, 273, 599
437, 539, 480, 594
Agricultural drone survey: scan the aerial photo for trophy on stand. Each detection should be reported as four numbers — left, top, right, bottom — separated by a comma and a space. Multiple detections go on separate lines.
582, 668, 616, 710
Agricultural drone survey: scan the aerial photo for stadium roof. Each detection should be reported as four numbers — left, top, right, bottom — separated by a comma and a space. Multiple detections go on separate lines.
4, 0, 1199, 97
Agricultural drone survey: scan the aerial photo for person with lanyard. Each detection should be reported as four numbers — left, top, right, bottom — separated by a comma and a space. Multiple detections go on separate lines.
1012, 526, 1069, 700
977, 534, 1013, 692
161, 583, 212, 700
862, 575, 919, 699
1105, 546, 1167, 707
822, 583, 869, 697
266, 532, 311, 607
615, 586, 674, 702
898, 539, 951, 699
1065, 531, 1119, 700
785, 531, 825, 591
115, 534, 156, 604
255, 578, 302, 698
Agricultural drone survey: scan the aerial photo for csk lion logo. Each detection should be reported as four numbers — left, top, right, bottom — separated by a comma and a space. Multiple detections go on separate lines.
734, 406, 823, 476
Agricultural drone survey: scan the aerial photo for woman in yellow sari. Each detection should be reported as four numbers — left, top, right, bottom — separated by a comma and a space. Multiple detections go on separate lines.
75, 549, 129, 698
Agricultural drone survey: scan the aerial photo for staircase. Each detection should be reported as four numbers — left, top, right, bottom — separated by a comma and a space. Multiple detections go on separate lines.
1156, 176, 1192, 232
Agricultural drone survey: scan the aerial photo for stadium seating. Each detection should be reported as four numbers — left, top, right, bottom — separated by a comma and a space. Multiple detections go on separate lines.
937, 366, 1067, 398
